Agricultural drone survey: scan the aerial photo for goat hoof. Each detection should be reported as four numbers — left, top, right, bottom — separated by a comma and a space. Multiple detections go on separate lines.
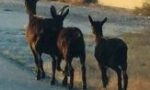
41, 72, 45, 79
68, 85, 73, 90
36, 72, 45, 80
118, 88, 123, 90
36, 77, 41, 80
62, 80, 67, 86
82, 85, 87, 90
51, 80, 55, 85
36, 74, 41, 80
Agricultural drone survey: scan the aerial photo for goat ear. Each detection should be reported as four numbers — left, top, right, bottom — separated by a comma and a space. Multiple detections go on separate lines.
62, 9, 69, 19
33, 0, 39, 3
88, 15, 94, 25
51, 5, 57, 18
59, 5, 69, 15
102, 17, 107, 24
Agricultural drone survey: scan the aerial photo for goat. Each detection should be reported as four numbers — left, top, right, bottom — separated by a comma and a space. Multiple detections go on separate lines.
88, 15, 128, 90
51, 6, 87, 90
25, 0, 69, 85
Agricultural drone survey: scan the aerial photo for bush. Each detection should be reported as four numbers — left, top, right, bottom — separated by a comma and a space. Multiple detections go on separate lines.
134, 2, 150, 16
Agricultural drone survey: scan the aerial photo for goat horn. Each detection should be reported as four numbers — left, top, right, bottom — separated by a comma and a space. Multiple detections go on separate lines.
59, 5, 69, 15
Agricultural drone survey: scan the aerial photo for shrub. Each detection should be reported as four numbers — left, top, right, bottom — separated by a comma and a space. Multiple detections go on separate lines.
134, 2, 150, 16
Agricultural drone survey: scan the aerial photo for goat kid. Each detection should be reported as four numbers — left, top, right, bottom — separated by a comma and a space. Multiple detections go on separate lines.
88, 15, 128, 90
51, 6, 87, 90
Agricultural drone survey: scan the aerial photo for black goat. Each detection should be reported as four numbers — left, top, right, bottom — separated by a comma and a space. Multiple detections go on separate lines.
51, 6, 87, 90
88, 15, 128, 90
25, 0, 68, 85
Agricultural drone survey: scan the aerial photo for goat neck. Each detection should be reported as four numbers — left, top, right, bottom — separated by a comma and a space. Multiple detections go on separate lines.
95, 34, 104, 45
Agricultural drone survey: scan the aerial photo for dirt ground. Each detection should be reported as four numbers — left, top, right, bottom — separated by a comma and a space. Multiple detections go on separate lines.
0, 0, 150, 90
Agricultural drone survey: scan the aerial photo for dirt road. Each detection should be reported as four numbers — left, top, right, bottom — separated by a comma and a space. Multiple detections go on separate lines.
0, 54, 67, 90
0, 0, 149, 90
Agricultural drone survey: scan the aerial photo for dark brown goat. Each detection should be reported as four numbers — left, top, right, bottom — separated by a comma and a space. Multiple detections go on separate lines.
51, 7, 87, 90
25, 0, 69, 85
88, 15, 128, 90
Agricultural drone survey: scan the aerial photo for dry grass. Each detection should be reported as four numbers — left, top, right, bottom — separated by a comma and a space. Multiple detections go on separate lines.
122, 30, 150, 90
134, 2, 150, 16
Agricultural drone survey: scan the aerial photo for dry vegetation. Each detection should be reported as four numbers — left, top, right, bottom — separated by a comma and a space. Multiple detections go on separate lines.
134, 2, 150, 16
123, 30, 150, 90
43, 0, 150, 16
